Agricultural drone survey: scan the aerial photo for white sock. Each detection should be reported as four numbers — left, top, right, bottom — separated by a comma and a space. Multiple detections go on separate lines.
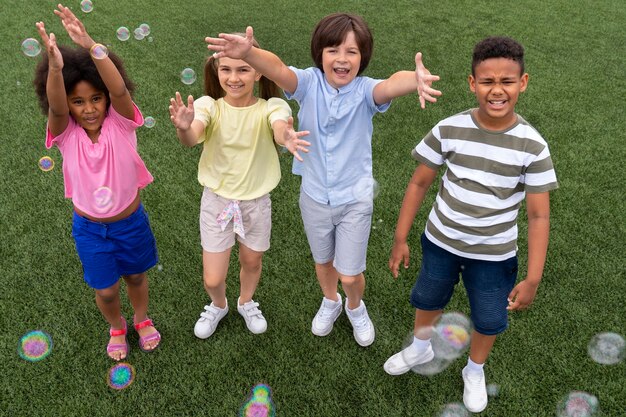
467, 357, 484, 373
412, 336, 431, 352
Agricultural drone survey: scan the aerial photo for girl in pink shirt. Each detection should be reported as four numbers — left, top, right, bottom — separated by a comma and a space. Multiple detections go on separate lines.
33, 4, 160, 361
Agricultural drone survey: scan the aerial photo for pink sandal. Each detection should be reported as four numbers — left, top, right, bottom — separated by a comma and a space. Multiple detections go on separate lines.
134, 317, 161, 353
107, 317, 129, 361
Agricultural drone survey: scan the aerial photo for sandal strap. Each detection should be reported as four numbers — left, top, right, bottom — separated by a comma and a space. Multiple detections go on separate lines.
134, 318, 154, 331
109, 317, 127, 337
107, 342, 128, 353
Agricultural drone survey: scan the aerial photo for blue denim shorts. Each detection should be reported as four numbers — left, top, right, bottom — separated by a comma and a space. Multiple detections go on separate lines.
72, 204, 158, 290
410, 234, 518, 335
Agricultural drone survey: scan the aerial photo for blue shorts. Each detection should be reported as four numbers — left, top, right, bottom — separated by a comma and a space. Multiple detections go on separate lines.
410, 234, 518, 335
299, 189, 373, 276
72, 204, 158, 290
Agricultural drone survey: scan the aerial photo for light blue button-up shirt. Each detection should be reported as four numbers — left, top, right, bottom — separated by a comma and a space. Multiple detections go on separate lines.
285, 67, 390, 206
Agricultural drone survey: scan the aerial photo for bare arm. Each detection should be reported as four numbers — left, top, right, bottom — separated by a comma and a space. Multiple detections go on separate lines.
169, 92, 205, 147
373, 53, 441, 107
389, 163, 438, 278
55, 4, 133, 119
36, 21, 69, 136
507, 192, 551, 310
206, 26, 298, 94
271, 116, 310, 161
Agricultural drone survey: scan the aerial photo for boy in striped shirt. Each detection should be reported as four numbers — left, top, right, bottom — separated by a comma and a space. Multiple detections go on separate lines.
384, 37, 558, 413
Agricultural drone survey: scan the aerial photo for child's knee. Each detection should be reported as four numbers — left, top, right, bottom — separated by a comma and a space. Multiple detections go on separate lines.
95, 287, 119, 303
123, 273, 146, 287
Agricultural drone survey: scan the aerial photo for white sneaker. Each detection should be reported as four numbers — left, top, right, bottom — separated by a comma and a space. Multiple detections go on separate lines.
311, 293, 342, 336
384, 343, 435, 375
345, 299, 375, 347
237, 297, 267, 334
462, 366, 488, 413
194, 301, 228, 339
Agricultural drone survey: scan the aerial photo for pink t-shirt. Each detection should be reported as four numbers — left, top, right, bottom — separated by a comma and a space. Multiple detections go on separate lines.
45, 102, 153, 217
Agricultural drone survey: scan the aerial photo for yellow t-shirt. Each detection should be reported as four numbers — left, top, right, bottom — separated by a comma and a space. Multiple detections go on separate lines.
193, 96, 290, 200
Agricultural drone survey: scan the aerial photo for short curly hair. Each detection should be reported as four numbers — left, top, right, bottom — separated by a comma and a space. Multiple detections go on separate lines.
472, 37, 525, 76
33, 45, 135, 115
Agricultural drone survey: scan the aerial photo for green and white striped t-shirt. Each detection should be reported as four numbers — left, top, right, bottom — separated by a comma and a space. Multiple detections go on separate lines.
412, 109, 558, 261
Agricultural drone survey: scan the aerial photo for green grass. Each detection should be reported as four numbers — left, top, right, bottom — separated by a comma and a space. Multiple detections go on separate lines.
2, 0, 625, 416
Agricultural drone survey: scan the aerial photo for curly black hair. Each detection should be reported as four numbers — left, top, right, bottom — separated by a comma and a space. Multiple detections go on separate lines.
472, 37, 525, 76
33, 45, 135, 115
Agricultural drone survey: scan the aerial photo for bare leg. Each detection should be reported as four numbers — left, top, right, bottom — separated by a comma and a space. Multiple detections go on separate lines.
315, 261, 340, 301
95, 281, 125, 360
413, 308, 443, 339
238, 244, 264, 304
124, 272, 159, 351
340, 273, 365, 310
468, 331, 496, 364
202, 249, 232, 309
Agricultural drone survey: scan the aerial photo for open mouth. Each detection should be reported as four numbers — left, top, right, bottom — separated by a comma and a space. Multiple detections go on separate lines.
334, 68, 350, 75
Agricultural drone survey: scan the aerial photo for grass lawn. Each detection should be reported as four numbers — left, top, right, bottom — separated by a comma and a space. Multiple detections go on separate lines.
1, 0, 624, 415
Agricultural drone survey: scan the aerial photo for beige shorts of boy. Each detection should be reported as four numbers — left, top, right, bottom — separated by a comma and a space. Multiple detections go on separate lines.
200, 187, 271, 253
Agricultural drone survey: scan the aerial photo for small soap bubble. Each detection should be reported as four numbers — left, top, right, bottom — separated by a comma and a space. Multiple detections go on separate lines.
133, 27, 145, 41
486, 383, 500, 397
116, 27, 130, 41
147, 36, 153, 42
157, 264, 163, 272
38, 156, 55, 172
107, 363, 135, 390
180, 68, 197, 85
18, 330, 53, 362
587, 332, 625, 365
144, 116, 156, 128
240, 384, 275, 417
93, 186, 114, 213
139, 23, 151, 36
90, 44, 109, 60
17, 81, 22, 86
351, 177, 380, 203
438, 402, 469, 417
432, 312, 472, 360
556, 391, 599, 417
21, 38, 41, 57
80, 0, 93, 13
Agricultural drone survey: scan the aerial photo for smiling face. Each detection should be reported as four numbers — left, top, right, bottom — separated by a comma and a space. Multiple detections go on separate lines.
217, 57, 261, 107
469, 57, 528, 131
321, 31, 361, 89
67, 80, 108, 141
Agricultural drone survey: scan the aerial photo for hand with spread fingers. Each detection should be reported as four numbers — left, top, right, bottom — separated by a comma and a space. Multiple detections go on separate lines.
414, 52, 442, 109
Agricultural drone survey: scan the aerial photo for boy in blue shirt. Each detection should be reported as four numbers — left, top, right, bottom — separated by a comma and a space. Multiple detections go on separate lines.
385, 37, 558, 412
207, 13, 440, 347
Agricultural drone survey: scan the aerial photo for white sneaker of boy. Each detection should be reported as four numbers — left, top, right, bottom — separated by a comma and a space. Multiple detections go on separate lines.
383, 343, 435, 375
237, 297, 267, 334
345, 299, 375, 347
462, 366, 488, 413
311, 293, 343, 336
194, 301, 228, 339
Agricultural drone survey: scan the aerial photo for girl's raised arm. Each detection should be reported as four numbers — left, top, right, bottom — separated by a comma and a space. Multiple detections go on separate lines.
36, 21, 69, 137
54, 4, 134, 120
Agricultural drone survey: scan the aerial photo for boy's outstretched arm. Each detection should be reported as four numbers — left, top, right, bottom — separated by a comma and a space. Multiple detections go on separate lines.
271, 116, 311, 162
373, 53, 441, 107
507, 192, 551, 310
54, 4, 133, 120
206, 26, 298, 95
389, 164, 437, 278
36, 21, 69, 136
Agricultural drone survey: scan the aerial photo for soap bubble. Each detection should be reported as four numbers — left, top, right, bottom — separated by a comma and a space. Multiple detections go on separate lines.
144, 116, 156, 128
587, 332, 625, 365
240, 384, 275, 417
93, 186, 114, 213
556, 391, 599, 417
116, 27, 130, 42
18, 330, 53, 362
438, 402, 469, 417
139, 23, 151, 36
21, 38, 41, 57
107, 363, 135, 390
90, 44, 109, 60
487, 383, 500, 397
404, 329, 454, 376
80, 0, 93, 13
133, 27, 145, 41
180, 68, 197, 85
351, 177, 380, 203
38, 156, 55, 172
432, 312, 472, 360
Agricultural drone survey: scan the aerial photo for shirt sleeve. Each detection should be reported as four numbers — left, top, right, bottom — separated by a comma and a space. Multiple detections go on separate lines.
411, 125, 444, 170
362, 77, 391, 113
266, 98, 291, 126
45, 117, 76, 150
284, 67, 314, 102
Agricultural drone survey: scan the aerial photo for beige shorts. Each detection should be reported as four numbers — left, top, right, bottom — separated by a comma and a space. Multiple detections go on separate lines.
200, 187, 272, 253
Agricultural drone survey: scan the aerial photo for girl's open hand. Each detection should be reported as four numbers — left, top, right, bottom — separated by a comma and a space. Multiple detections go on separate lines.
169, 92, 195, 131
281, 117, 310, 162
206, 26, 254, 60
36, 21, 63, 70
54, 4, 95, 49
414, 52, 442, 109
